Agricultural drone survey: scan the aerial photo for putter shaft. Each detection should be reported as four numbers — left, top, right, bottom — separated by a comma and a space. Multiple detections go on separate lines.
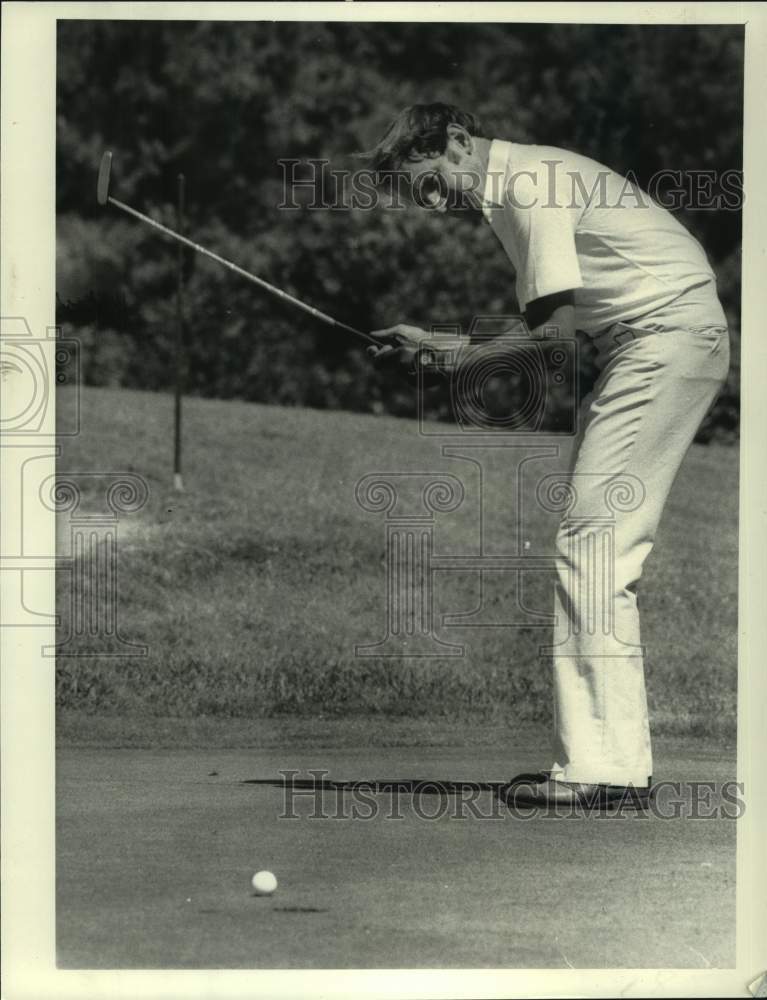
100, 174, 375, 346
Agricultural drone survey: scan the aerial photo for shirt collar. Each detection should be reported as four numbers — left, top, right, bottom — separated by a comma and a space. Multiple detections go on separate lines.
481, 139, 512, 219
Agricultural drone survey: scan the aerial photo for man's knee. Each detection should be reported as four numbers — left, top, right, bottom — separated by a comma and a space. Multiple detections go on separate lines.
554, 519, 647, 591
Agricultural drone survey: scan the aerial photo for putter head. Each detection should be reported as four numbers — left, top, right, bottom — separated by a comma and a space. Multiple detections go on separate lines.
97, 151, 112, 206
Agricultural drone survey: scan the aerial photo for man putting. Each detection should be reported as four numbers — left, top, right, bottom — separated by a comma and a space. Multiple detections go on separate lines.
362, 103, 730, 810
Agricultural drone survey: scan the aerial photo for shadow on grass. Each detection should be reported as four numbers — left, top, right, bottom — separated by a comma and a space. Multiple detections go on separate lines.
242, 777, 506, 793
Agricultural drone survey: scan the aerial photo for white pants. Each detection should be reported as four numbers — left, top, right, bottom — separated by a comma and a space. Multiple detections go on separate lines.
549, 319, 730, 786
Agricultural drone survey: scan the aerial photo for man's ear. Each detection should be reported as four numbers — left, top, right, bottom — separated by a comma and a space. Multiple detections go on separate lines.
445, 123, 472, 154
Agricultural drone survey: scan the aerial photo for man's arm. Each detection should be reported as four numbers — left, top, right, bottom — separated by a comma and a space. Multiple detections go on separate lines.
522, 290, 576, 339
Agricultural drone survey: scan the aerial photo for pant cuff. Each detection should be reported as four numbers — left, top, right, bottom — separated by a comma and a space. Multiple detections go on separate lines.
550, 760, 652, 787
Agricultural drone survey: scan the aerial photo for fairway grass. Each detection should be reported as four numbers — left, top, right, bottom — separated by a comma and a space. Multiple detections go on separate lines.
56, 386, 738, 739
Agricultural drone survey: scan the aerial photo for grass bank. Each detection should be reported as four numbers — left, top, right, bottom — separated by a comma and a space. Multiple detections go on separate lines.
56, 386, 738, 738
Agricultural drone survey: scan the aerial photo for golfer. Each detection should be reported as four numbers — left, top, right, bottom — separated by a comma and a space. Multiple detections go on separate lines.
362, 103, 730, 809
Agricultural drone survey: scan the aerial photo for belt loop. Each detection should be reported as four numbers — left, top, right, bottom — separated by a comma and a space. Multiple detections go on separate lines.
612, 324, 636, 349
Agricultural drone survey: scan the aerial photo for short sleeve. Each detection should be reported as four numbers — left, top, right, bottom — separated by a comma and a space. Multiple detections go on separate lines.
494, 170, 583, 310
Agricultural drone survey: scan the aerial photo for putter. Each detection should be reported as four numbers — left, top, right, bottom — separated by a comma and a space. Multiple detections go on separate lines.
96, 150, 378, 347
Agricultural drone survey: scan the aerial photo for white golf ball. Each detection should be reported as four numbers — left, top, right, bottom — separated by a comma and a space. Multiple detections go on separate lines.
251, 870, 278, 896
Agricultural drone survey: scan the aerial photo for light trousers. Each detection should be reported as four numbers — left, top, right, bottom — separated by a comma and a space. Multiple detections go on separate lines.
548, 319, 730, 786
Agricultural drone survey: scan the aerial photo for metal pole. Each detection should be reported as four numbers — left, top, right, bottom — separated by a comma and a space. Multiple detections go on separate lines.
173, 173, 185, 493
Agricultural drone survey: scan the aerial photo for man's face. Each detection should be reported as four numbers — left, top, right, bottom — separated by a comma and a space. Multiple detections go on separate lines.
402, 135, 484, 213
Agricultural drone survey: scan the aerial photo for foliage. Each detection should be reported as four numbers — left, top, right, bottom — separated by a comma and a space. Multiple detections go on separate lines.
56, 21, 743, 438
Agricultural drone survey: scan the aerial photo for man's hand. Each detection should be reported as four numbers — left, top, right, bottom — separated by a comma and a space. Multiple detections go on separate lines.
367, 324, 453, 387
367, 324, 433, 361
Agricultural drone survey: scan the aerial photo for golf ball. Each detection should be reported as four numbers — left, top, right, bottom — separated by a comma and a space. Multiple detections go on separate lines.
251, 870, 278, 895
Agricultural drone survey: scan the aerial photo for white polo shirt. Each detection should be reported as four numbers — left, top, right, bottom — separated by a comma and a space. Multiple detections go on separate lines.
481, 140, 726, 335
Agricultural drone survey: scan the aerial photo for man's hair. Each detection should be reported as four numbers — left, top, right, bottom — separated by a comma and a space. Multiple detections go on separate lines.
358, 102, 486, 175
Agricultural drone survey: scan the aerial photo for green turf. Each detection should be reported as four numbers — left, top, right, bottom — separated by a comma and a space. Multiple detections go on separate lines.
56, 386, 738, 736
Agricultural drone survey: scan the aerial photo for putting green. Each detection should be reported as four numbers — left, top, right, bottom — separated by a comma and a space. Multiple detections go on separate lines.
57, 735, 736, 969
